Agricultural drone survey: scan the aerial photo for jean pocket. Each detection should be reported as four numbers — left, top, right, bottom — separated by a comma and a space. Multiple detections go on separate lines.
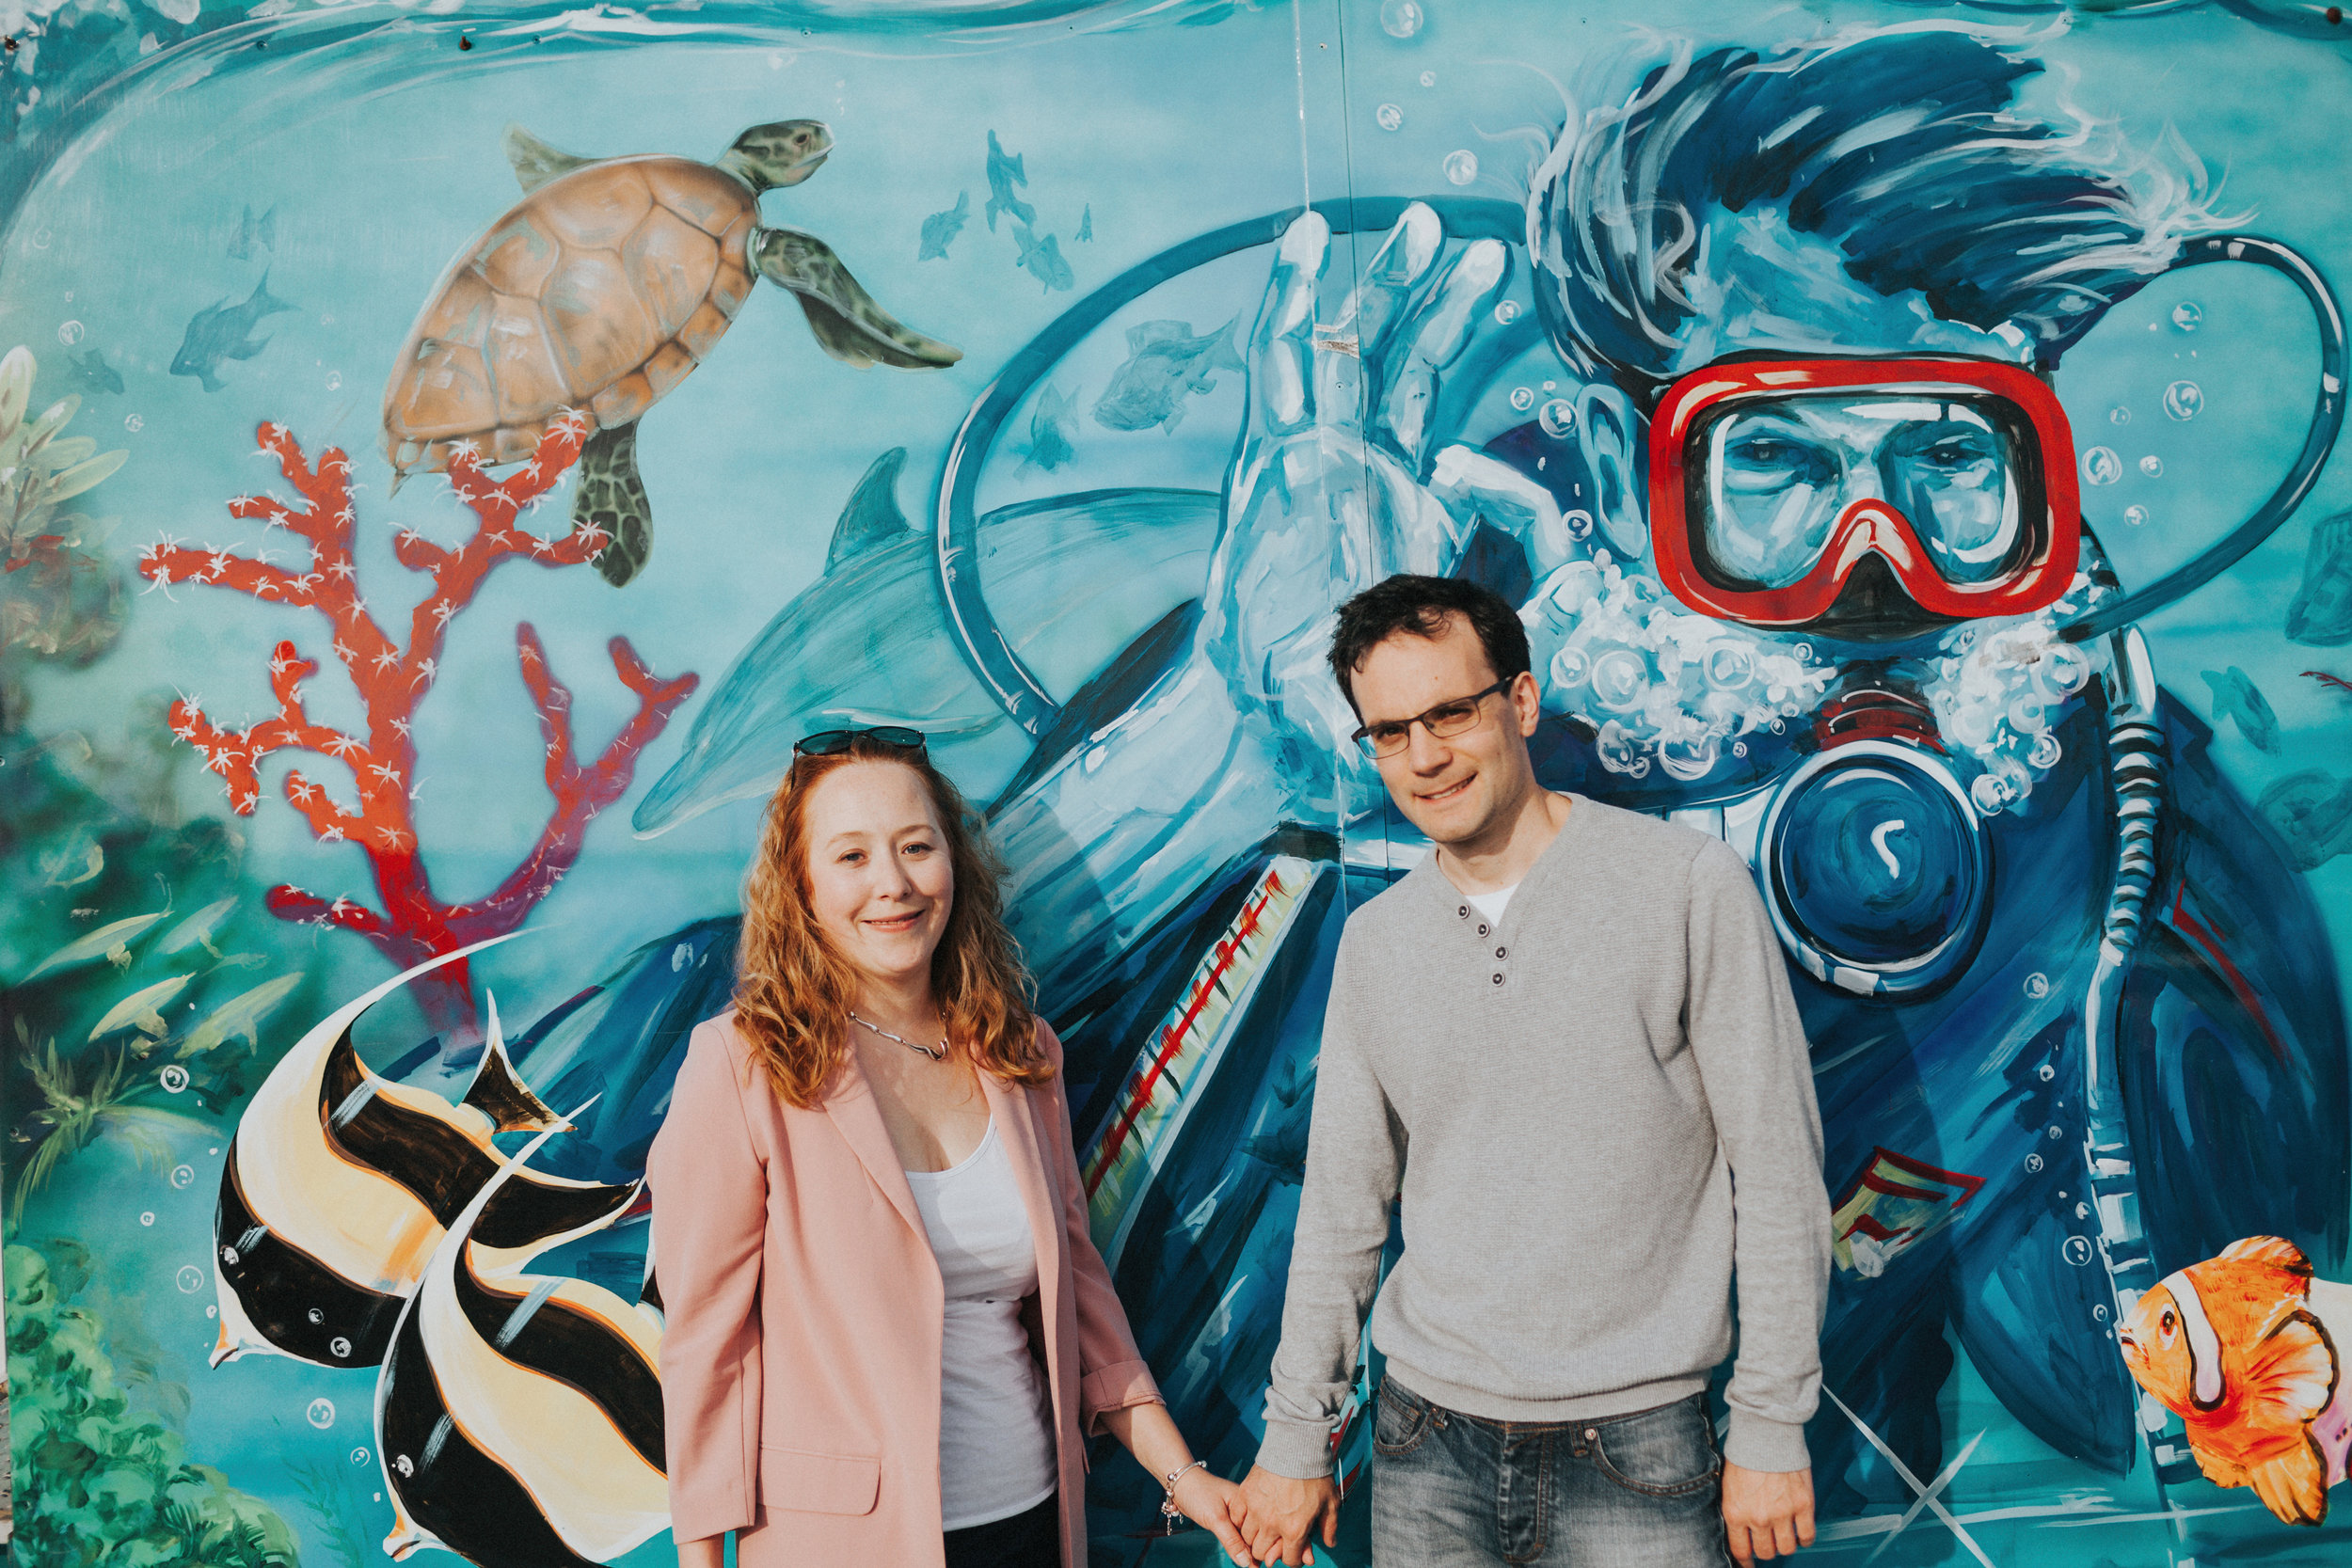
1591, 1396, 1721, 1498
1372, 1381, 1435, 1456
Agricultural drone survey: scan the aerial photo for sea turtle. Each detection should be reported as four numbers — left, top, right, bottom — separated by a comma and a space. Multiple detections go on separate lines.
382, 119, 961, 586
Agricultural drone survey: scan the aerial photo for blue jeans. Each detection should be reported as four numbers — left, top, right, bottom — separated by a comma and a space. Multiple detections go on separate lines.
1370, 1378, 1733, 1567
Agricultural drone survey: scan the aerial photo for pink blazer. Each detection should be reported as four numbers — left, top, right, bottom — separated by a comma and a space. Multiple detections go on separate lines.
646, 1011, 1162, 1568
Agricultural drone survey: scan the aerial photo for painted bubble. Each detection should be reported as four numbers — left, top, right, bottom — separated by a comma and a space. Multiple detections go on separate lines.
2026, 1151, 2045, 1173
325, 370, 343, 391
159, 1063, 189, 1092
57, 319, 84, 345
1375, 103, 1403, 132
1419, 69, 1436, 87
124, 413, 144, 433
1442, 150, 1478, 185
330, 1336, 353, 1358
2062, 1236, 2094, 1266
1538, 398, 1575, 437
2028, 732, 2062, 769
1703, 643, 1754, 690
2109, 406, 2130, 426
1590, 649, 1648, 711
2093, 1303, 2110, 1323
2025, 973, 2050, 1000
1379, 0, 1423, 38
1563, 509, 1594, 540
351, 1448, 371, 1466
2048, 1125, 2064, 1141
2139, 454, 2164, 478
2124, 505, 2150, 528
207, 1306, 217, 1319
1732, 741, 1748, 758
176, 1264, 204, 1293
2081, 446, 2122, 485
30, 227, 51, 249
671, 942, 691, 973
170, 1163, 195, 1189
1508, 386, 1534, 412
2171, 301, 2202, 333
139, 1212, 155, 1227
307, 1398, 336, 1429
308, 1307, 325, 1325
1551, 644, 1590, 687
1492, 298, 1519, 325
2163, 380, 2202, 421
2039, 1065, 2058, 1085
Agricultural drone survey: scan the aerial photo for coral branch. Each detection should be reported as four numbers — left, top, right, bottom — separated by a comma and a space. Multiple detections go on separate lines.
140, 418, 695, 1050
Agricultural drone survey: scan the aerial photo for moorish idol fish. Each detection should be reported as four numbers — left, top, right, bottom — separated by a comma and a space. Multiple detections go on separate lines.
212, 939, 640, 1370
2118, 1235, 2352, 1525
379, 1116, 667, 1568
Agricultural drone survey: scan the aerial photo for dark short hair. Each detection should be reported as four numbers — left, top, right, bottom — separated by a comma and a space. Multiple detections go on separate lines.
1327, 575, 1532, 715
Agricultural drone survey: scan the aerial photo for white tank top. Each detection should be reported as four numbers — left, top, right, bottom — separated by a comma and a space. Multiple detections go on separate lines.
904, 1118, 1058, 1529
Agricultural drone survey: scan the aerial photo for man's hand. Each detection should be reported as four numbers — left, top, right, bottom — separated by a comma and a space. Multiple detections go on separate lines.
1722, 1463, 1816, 1566
1237, 1464, 1341, 1567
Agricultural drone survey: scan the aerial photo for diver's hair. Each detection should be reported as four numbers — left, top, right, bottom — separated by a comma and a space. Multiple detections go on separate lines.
732, 736, 1045, 1109
1328, 575, 1532, 717
1530, 26, 2233, 385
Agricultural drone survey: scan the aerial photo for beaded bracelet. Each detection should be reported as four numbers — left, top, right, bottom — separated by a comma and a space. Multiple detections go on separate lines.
1160, 1459, 1208, 1533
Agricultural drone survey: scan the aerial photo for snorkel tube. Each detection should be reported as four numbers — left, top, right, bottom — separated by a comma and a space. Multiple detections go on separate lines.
930, 197, 1531, 737
2062, 234, 2347, 642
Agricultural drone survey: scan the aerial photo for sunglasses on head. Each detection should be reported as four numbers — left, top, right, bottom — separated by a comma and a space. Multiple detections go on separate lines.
793, 725, 930, 758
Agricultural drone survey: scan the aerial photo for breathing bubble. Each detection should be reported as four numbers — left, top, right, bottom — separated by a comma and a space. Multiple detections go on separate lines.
1442, 150, 1478, 185
2093, 1303, 2110, 1323
2081, 447, 2122, 485
1419, 69, 1436, 87
207, 1306, 217, 1319
1375, 103, 1403, 132
2171, 301, 2202, 333
2025, 973, 2050, 999
1591, 650, 1648, 711
1379, 0, 1423, 38
1563, 509, 1595, 541
2026, 1152, 2045, 1173
2138, 454, 2164, 478
2062, 1236, 2094, 1267
2028, 733, 2062, 769
1508, 386, 1534, 412
2123, 505, 2149, 528
308, 1307, 325, 1325
2163, 380, 2202, 421
1537, 398, 1575, 437
57, 319, 84, 346
124, 414, 144, 433
2038, 1062, 2057, 1081
307, 1399, 336, 1430
2108, 407, 2130, 426
324, 370, 343, 392
351, 1448, 371, 1466
139, 1212, 155, 1227
176, 1265, 204, 1293
29, 227, 51, 249
1492, 299, 1519, 325
330, 1336, 353, 1359
160, 1064, 189, 1092
170, 1164, 195, 1189
2048, 1125, 2064, 1141
1550, 645, 1591, 687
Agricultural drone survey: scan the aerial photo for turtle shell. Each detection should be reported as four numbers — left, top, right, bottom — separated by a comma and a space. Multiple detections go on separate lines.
382, 156, 758, 474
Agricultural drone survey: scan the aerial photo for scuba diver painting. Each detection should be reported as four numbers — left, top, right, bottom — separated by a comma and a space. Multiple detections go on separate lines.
5, 6, 2351, 1568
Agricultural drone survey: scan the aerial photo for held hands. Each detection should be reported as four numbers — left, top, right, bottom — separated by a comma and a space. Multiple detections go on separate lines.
1167, 1465, 1256, 1568
1722, 1463, 1817, 1567
1236, 1464, 1341, 1567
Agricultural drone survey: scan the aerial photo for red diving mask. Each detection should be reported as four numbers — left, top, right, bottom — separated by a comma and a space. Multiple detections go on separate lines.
1647, 357, 2081, 640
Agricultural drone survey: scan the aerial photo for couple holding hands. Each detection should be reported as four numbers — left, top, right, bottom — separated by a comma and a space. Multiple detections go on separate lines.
648, 574, 1832, 1568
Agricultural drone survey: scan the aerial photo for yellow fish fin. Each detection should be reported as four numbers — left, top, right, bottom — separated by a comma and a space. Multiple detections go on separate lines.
2220, 1235, 2313, 1275
2248, 1437, 2329, 1527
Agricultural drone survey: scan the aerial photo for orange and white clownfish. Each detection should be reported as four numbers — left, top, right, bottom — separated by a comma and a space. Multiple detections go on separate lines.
2117, 1236, 2352, 1526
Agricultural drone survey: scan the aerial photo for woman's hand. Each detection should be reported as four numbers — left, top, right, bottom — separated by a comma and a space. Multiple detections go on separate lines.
1170, 1466, 1256, 1567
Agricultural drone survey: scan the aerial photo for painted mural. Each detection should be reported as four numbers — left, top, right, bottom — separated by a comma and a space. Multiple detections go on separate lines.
8, 2, 2352, 1565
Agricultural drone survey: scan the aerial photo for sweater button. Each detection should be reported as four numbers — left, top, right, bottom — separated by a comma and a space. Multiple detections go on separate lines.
1491, 973, 1504, 985
1477, 923, 1490, 937
1495, 946, 1507, 959
1458, 905, 1469, 918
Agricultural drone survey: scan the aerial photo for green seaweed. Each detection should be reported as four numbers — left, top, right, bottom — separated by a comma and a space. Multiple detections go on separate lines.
6, 1241, 299, 1567
282, 1448, 371, 1568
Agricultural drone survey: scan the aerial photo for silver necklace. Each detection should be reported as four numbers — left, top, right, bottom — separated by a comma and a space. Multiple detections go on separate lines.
849, 1009, 949, 1062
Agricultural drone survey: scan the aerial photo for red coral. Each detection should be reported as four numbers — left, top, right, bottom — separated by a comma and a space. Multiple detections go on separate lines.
138, 416, 698, 1050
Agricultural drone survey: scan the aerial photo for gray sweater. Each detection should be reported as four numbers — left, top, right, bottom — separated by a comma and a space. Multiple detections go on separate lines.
1256, 795, 1831, 1478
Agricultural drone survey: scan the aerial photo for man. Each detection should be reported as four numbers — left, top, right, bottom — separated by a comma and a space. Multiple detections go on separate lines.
1236, 574, 1831, 1568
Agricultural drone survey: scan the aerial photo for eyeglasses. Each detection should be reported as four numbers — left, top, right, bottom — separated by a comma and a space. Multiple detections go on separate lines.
1647, 356, 2080, 633
793, 725, 930, 758
1350, 679, 1513, 759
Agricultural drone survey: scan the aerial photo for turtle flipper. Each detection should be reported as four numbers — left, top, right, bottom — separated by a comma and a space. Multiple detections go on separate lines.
751, 228, 962, 370
502, 124, 598, 195
573, 423, 653, 586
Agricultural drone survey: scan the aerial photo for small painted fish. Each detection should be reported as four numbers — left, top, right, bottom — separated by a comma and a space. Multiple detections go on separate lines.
89, 974, 196, 1042
171, 272, 296, 393
2201, 666, 2281, 753
1077, 202, 1093, 243
62, 347, 124, 397
1018, 385, 1078, 471
2286, 508, 2352, 647
1012, 224, 1073, 293
1092, 316, 1245, 434
228, 203, 277, 261
918, 191, 970, 261
2260, 769, 2352, 871
179, 972, 303, 1057
984, 130, 1035, 233
2118, 1236, 2352, 1526
22, 909, 169, 981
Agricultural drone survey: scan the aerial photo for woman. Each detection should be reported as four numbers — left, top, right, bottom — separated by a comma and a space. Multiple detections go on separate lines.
649, 727, 1253, 1568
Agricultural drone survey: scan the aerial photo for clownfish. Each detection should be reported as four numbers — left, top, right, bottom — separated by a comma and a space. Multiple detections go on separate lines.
2117, 1236, 2352, 1526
